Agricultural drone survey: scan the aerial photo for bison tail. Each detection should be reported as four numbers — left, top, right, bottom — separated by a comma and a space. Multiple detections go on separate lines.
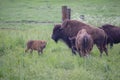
82, 36, 88, 53
103, 35, 108, 47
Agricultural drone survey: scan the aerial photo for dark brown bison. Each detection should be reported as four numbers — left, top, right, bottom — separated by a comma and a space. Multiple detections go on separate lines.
51, 24, 76, 54
25, 40, 47, 55
70, 29, 93, 57
99, 24, 120, 48
52, 19, 108, 57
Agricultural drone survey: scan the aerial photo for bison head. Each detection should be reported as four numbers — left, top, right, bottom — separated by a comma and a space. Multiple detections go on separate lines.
51, 24, 63, 42
51, 24, 77, 54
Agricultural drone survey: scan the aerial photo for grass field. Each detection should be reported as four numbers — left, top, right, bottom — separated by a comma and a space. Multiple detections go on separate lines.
0, 0, 120, 80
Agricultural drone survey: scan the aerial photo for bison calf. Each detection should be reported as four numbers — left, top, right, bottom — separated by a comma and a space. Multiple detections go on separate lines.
25, 40, 47, 55
70, 29, 93, 57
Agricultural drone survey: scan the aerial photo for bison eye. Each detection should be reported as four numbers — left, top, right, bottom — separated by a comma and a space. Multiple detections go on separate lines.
57, 28, 63, 32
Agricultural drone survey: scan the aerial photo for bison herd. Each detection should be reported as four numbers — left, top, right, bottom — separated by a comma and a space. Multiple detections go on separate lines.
25, 19, 120, 57
51, 19, 120, 57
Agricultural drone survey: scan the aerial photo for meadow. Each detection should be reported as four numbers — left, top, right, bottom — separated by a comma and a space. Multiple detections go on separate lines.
0, 0, 120, 80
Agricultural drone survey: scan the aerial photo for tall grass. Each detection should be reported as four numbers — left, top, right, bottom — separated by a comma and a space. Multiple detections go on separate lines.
0, 23, 120, 80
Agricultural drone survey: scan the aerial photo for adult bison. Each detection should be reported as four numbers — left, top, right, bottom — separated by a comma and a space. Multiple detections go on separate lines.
51, 24, 76, 54
52, 20, 108, 57
99, 24, 120, 48
70, 29, 94, 57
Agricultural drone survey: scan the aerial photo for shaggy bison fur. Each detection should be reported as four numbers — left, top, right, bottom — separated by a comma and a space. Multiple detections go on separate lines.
52, 19, 108, 57
70, 29, 93, 57
25, 40, 47, 55
51, 24, 76, 54
99, 24, 120, 48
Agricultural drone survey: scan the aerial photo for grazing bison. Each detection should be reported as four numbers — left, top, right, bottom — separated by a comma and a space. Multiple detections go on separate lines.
25, 40, 47, 55
52, 19, 108, 57
51, 24, 76, 54
99, 24, 120, 48
70, 29, 93, 57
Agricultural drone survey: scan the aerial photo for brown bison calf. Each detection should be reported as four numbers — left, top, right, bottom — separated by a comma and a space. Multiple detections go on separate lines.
25, 40, 47, 55
70, 29, 93, 57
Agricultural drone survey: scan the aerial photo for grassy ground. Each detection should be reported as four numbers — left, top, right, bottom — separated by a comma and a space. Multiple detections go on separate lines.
0, 0, 120, 80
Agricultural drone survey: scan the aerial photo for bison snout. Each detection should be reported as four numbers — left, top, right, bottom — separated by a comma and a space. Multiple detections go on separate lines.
51, 35, 54, 40
51, 35, 58, 43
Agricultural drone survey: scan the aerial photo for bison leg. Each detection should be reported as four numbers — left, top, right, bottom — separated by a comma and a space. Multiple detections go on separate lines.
71, 46, 77, 55
78, 49, 82, 57
79, 51, 83, 57
41, 47, 44, 54
78, 52, 81, 57
103, 45, 108, 56
38, 50, 40, 55
96, 44, 104, 57
38, 49, 43, 55
69, 38, 77, 55
110, 43, 113, 49
109, 36, 114, 49
30, 49, 33, 53
25, 48, 29, 53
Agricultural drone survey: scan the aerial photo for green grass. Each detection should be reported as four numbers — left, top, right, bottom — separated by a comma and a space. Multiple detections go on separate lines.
0, 0, 120, 80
